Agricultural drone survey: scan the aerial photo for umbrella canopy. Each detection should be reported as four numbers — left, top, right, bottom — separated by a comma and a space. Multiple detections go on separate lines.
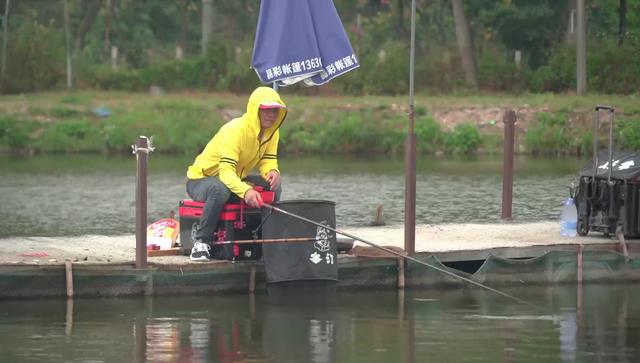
251, 0, 359, 87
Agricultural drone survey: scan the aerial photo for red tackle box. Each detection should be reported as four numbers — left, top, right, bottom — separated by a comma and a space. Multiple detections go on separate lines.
178, 187, 275, 260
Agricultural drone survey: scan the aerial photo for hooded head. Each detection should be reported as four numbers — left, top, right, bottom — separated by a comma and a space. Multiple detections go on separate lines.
245, 87, 287, 133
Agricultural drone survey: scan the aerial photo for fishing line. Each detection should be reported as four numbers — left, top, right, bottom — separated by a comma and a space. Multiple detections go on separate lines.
263, 203, 538, 309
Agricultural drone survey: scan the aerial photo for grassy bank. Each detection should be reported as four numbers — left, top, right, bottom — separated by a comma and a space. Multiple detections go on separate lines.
1, 91, 639, 156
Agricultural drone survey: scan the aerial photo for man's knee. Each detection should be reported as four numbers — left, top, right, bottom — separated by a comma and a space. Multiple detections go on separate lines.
207, 179, 231, 201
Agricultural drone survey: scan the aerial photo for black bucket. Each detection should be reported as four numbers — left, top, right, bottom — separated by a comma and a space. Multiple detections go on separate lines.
261, 200, 338, 283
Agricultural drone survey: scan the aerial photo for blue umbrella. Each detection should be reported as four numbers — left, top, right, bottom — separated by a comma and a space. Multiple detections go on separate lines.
251, 0, 359, 87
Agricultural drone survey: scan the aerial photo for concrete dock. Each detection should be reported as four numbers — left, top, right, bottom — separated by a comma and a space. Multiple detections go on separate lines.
0, 221, 622, 265
1, 222, 637, 299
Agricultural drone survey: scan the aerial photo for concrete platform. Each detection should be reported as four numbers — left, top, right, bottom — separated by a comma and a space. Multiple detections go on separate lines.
0, 221, 626, 265
1, 222, 637, 299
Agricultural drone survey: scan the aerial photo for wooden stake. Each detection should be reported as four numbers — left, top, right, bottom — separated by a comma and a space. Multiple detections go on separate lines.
65, 260, 73, 298
616, 226, 629, 262
577, 244, 584, 285
397, 258, 405, 289
249, 265, 256, 293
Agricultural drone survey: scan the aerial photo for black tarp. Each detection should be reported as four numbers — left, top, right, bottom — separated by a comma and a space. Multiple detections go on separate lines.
261, 200, 338, 283
579, 150, 640, 180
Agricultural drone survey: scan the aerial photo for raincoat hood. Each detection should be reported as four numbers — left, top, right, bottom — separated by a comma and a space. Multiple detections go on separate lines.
244, 86, 287, 139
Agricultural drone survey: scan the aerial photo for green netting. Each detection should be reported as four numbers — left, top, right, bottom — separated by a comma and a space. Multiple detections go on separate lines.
473, 250, 640, 285
405, 255, 471, 287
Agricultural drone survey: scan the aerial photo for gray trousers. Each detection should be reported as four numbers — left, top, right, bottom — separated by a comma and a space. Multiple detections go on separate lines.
186, 175, 281, 243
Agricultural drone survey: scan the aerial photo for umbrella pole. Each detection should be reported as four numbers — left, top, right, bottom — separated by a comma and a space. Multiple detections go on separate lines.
404, 0, 417, 255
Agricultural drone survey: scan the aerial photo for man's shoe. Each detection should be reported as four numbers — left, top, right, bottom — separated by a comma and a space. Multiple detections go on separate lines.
190, 241, 211, 261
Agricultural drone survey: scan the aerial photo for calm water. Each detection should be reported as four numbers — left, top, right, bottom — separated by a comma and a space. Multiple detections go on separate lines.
0, 154, 587, 238
0, 284, 638, 362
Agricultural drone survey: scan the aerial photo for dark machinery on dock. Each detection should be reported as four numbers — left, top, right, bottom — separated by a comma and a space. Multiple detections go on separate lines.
573, 106, 640, 238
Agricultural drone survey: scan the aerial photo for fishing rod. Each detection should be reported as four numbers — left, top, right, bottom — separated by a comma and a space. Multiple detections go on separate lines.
262, 203, 537, 308
213, 237, 316, 245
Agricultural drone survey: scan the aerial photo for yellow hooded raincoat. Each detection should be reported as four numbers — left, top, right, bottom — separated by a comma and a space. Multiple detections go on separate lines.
187, 87, 287, 198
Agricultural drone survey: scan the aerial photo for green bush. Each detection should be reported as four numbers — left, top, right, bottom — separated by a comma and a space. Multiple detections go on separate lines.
50, 107, 85, 119
443, 123, 481, 154
0, 116, 35, 150
415, 115, 442, 153
37, 120, 104, 153
524, 112, 571, 154
99, 101, 223, 154
526, 45, 575, 93
360, 42, 409, 95
588, 41, 640, 94
618, 118, 640, 150
477, 51, 523, 92
3, 14, 65, 93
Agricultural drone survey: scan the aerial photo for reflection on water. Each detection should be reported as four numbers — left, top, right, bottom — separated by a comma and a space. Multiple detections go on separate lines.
0, 154, 588, 237
0, 285, 638, 362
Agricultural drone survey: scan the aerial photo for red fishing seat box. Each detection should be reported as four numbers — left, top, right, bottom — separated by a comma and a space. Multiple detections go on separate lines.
178, 188, 275, 261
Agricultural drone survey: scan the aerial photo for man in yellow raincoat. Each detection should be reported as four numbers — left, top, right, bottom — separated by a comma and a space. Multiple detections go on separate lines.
186, 87, 286, 261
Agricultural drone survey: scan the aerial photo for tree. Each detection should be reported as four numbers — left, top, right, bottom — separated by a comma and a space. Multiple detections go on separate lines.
618, 0, 627, 46
451, 0, 477, 87
1, 0, 9, 77
73, 0, 102, 56
201, 0, 213, 54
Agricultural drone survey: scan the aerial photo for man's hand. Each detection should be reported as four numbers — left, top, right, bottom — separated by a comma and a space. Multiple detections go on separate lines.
265, 170, 281, 191
244, 189, 263, 208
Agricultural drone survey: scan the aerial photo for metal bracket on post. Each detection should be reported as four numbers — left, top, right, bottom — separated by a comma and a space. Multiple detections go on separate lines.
132, 136, 154, 269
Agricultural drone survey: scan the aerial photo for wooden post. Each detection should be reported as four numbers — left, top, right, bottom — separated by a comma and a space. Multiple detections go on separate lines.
397, 258, 405, 289
404, 0, 417, 256
65, 297, 73, 337
134, 136, 152, 269
616, 226, 629, 262
144, 273, 154, 296
249, 265, 256, 293
502, 110, 516, 219
577, 244, 584, 284
65, 260, 74, 298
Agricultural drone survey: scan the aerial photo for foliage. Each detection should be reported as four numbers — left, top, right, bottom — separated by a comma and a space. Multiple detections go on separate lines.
443, 123, 481, 154
525, 44, 575, 93
524, 112, 572, 155
0, 115, 36, 150
588, 41, 640, 94
1, 9, 65, 93
2, 92, 640, 156
470, 0, 567, 69
415, 115, 442, 153
36, 120, 104, 153
1, 0, 639, 95
618, 118, 640, 150
477, 51, 523, 92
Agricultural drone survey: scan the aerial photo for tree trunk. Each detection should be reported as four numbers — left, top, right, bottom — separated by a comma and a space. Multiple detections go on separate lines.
180, 0, 189, 56
2, 0, 10, 77
566, 0, 577, 43
103, 0, 111, 60
63, 0, 72, 89
396, 0, 405, 39
201, 0, 214, 54
451, 0, 477, 88
576, 0, 587, 95
618, 0, 627, 46
74, 0, 102, 56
